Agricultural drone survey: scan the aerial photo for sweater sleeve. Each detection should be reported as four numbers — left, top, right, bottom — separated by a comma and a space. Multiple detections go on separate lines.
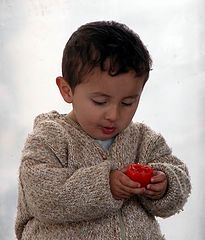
137, 125, 191, 218
19, 123, 123, 224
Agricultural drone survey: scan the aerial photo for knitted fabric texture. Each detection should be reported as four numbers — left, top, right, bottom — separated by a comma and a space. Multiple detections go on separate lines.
15, 111, 191, 240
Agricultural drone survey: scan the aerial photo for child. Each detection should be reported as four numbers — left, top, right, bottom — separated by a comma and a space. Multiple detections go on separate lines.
15, 21, 191, 240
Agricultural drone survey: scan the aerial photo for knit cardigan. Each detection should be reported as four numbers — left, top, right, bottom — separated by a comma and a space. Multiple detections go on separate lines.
15, 111, 191, 240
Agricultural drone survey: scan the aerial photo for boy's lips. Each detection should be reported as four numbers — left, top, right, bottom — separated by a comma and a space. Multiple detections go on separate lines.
101, 126, 116, 135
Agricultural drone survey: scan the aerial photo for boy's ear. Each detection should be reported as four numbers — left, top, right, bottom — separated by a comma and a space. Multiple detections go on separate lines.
56, 77, 73, 103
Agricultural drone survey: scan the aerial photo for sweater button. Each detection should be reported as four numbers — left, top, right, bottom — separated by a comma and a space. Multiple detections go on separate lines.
102, 155, 107, 160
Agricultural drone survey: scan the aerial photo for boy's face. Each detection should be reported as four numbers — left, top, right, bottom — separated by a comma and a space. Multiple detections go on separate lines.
58, 68, 145, 140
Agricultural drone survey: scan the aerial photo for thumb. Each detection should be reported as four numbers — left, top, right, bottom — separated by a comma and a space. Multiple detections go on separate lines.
120, 164, 131, 173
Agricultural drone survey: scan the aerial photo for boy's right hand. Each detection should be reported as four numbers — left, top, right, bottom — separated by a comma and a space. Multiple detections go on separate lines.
109, 169, 145, 200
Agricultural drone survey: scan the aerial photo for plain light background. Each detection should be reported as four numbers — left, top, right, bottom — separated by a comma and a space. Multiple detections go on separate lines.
0, 0, 204, 239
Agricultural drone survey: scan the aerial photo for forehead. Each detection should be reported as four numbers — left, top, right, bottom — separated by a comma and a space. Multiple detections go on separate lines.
83, 67, 143, 83
77, 67, 145, 96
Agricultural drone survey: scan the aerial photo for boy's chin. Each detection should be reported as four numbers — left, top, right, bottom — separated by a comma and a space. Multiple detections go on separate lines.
94, 134, 118, 141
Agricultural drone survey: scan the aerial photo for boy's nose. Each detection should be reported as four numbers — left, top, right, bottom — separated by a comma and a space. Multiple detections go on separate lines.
105, 105, 119, 122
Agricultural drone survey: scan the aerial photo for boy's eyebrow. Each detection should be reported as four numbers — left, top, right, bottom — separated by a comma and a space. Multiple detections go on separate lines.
90, 92, 140, 98
90, 92, 110, 97
123, 94, 140, 99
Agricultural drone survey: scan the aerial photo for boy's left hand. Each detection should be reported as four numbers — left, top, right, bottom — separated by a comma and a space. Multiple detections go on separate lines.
143, 170, 168, 200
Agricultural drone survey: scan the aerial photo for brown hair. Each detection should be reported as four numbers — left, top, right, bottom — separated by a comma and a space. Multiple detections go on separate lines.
62, 21, 152, 90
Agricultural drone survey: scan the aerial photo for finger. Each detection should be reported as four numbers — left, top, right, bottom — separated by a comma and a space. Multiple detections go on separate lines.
120, 166, 128, 173
120, 163, 132, 173
120, 174, 141, 188
114, 193, 130, 200
119, 184, 145, 195
144, 185, 167, 199
151, 171, 166, 183
144, 188, 161, 196
146, 183, 164, 192
143, 192, 163, 200
112, 186, 134, 199
144, 182, 167, 199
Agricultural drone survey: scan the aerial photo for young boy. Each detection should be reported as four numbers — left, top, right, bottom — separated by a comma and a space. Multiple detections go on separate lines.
15, 21, 191, 240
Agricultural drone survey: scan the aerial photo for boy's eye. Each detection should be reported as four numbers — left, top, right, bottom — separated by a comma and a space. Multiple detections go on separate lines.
121, 102, 134, 106
92, 100, 106, 105
122, 97, 138, 106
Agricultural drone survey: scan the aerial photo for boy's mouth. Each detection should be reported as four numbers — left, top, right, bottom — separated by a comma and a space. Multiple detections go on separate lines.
101, 127, 116, 135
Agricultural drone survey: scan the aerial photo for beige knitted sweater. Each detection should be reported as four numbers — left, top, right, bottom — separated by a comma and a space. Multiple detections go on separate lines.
15, 111, 191, 240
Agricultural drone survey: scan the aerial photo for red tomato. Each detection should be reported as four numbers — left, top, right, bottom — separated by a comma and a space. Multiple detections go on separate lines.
125, 163, 154, 187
